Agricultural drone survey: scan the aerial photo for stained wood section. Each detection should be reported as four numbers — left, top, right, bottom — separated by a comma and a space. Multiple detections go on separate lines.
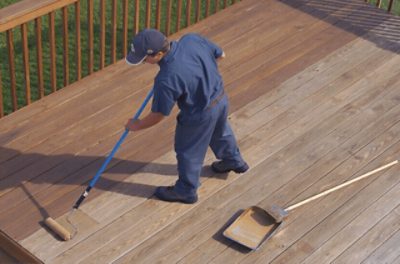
176, 0, 183, 32
146, 0, 151, 28
99, 0, 106, 70
155, 0, 162, 30
166, 0, 172, 36
87, 0, 94, 74
62, 7, 69, 87
48, 11, 57, 92
122, 0, 129, 57
133, 0, 140, 35
0, 0, 78, 32
21, 23, 31, 105
75, 1, 81, 81
111, 0, 118, 64
35, 17, 44, 98
6, 29, 17, 111
0, 0, 400, 263
186, 0, 192, 26
0, 230, 42, 264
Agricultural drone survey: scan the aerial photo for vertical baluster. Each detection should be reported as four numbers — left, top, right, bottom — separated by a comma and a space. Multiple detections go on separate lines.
75, 1, 82, 81
21, 23, 31, 105
88, 0, 94, 74
156, 0, 162, 30
176, 0, 182, 32
0, 68, 3, 117
35, 18, 44, 98
134, 0, 140, 35
111, 0, 117, 64
123, 0, 129, 57
223, 0, 228, 8
100, 0, 105, 69
166, 0, 172, 36
215, 0, 219, 13
376, 0, 382, 7
186, 0, 192, 27
146, 0, 152, 28
62, 7, 69, 86
49, 12, 57, 92
388, 0, 394, 12
196, 0, 201, 22
6, 30, 17, 111
205, 0, 210, 18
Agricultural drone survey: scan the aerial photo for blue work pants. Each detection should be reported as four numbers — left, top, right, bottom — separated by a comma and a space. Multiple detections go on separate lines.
174, 95, 245, 195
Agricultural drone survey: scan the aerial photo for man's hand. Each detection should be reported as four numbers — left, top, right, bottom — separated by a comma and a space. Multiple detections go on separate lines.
125, 112, 165, 131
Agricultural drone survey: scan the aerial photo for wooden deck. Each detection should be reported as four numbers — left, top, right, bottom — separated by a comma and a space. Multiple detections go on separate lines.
1, 0, 400, 263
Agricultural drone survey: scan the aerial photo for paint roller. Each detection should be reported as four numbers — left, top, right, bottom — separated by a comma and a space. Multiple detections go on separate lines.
44, 89, 154, 241
44, 217, 72, 241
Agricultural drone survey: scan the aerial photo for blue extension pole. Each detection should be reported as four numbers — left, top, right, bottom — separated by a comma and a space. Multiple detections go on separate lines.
73, 88, 154, 209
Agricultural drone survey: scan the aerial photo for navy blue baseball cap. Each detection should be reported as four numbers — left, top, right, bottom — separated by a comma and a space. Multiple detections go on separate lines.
126, 29, 167, 65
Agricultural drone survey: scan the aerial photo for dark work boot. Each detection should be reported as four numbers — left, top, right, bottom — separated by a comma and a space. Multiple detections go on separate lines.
154, 186, 198, 204
211, 161, 249, 174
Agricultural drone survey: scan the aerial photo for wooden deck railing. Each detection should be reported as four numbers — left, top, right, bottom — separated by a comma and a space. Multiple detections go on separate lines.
0, 0, 239, 118
365, 0, 397, 12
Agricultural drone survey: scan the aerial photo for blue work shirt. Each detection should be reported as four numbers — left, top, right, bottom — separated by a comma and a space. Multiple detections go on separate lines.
151, 34, 224, 121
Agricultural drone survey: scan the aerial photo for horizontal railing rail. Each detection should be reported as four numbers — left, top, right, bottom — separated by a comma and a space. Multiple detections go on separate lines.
0, 0, 239, 118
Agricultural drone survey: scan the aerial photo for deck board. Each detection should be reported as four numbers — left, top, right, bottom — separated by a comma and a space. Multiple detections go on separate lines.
1, 0, 400, 262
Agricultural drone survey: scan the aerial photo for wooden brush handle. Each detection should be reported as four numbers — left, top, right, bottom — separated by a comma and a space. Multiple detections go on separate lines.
285, 160, 398, 212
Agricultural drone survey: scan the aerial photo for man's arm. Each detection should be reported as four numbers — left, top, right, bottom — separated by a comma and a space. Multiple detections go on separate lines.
125, 111, 165, 131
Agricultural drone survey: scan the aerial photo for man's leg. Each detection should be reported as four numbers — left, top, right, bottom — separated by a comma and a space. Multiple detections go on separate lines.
209, 98, 248, 173
155, 112, 216, 203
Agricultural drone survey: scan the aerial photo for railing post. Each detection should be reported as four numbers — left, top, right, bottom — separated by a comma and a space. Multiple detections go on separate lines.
123, 0, 129, 57
215, 0, 219, 13
75, 1, 82, 81
156, 0, 162, 30
146, 0, 152, 28
111, 0, 117, 64
35, 17, 44, 98
134, 0, 140, 35
388, 0, 394, 12
21, 23, 31, 105
176, 0, 182, 32
166, 0, 172, 36
49, 11, 57, 92
0, 67, 3, 117
6, 29, 17, 111
186, 0, 192, 27
62, 6, 69, 87
87, 0, 94, 74
100, 0, 105, 69
196, 0, 201, 22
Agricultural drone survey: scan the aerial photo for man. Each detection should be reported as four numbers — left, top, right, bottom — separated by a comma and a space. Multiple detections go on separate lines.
125, 29, 248, 204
